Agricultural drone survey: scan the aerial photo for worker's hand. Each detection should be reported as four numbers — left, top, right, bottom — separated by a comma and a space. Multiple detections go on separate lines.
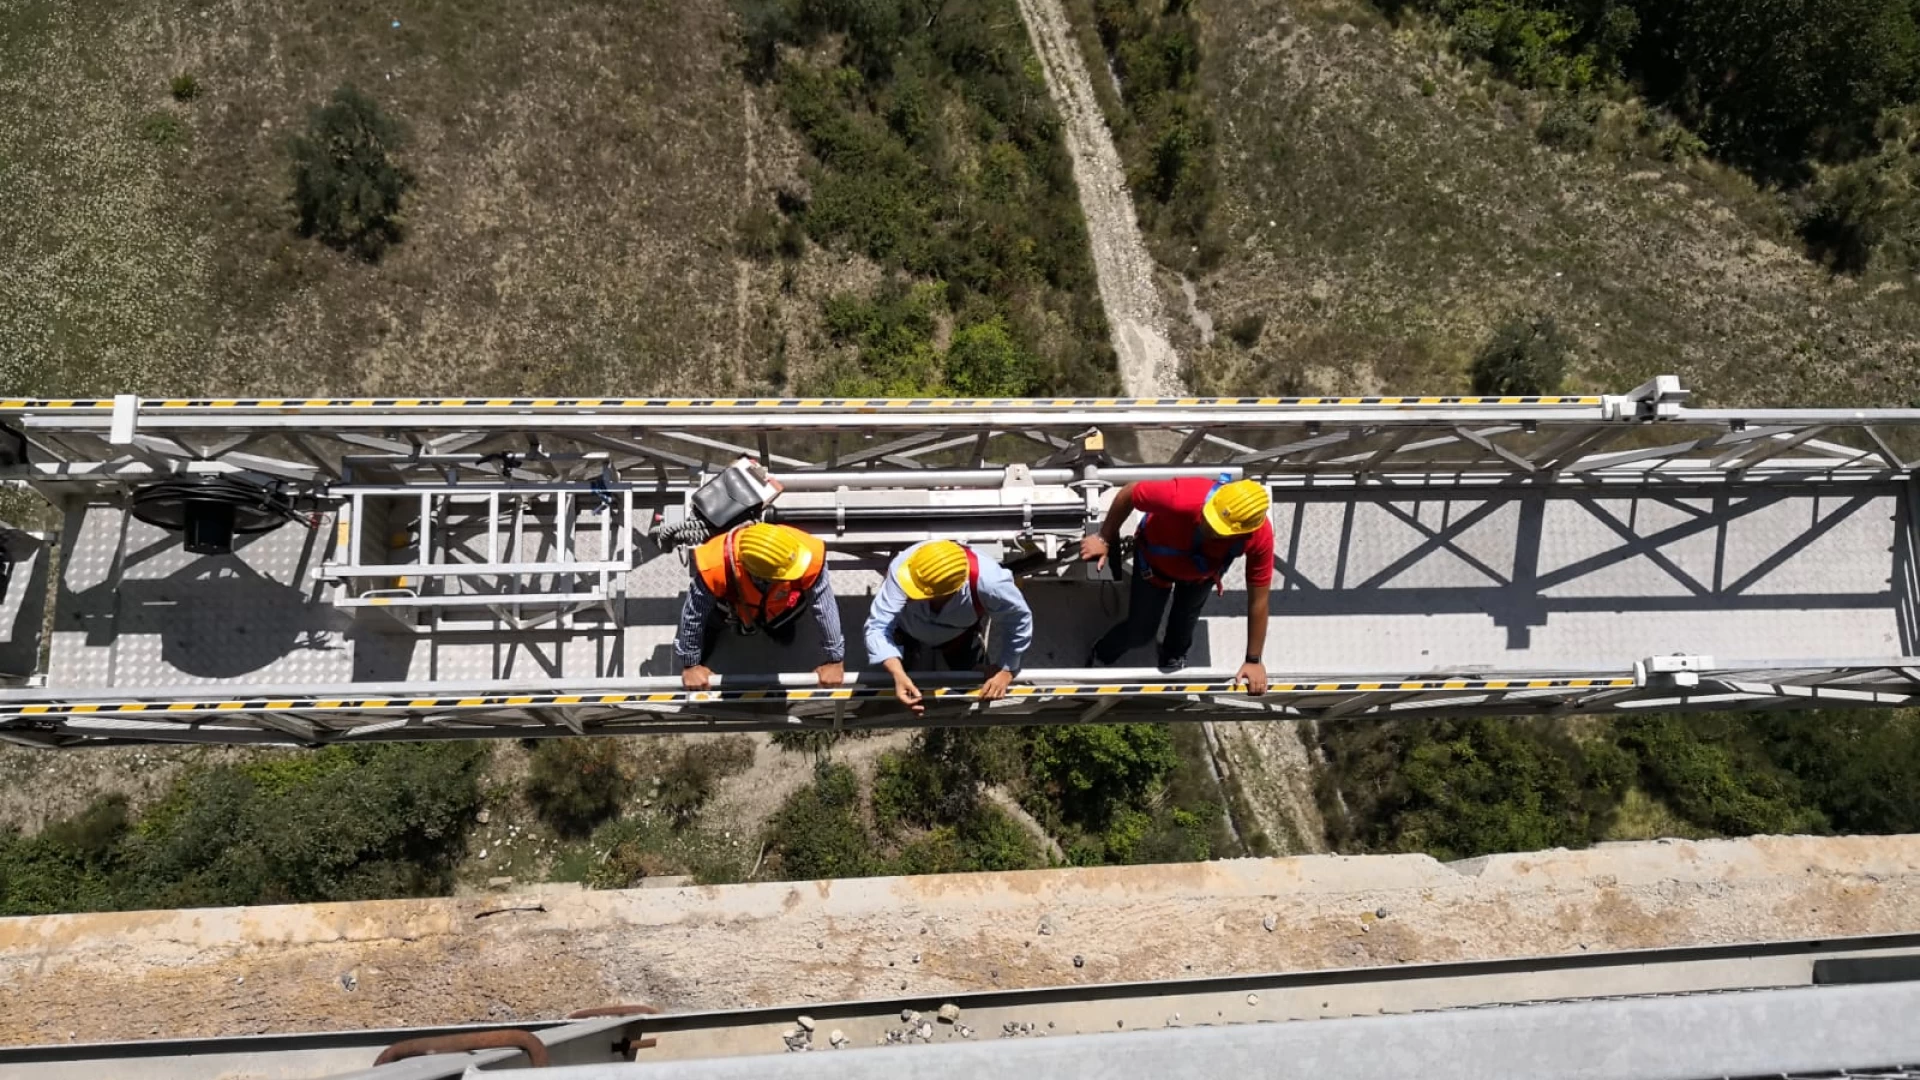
681, 665, 713, 691
893, 673, 925, 716
814, 661, 845, 688
1080, 534, 1110, 571
1235, 660, 1268, 696
979, 668, 1014, 701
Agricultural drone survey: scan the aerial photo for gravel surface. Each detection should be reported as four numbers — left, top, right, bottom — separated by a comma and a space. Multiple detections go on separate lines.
3, 835, 1917, 1046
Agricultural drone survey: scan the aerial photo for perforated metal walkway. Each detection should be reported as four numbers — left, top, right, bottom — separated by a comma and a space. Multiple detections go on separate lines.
3, 376, 1918, 746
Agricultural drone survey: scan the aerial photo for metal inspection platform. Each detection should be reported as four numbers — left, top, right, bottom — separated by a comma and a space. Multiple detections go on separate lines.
2, 375, 1919, 747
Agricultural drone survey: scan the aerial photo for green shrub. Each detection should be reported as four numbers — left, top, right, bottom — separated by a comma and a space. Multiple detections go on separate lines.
1752, 710, 1920, 834
890, 807, 1042, 875
656, 737, 756, 826
1614, 715, 1824, 836
735, 206, 782, 260
289, 84, 415, 260
769, 762, 876, 880
1536, 97, 1599, 150
771, 729, 842, 758
1450, 2, 1597, 90
749, 0, 1117, 397
126, 743, 489, 909
1470, 312, 1571, 395
169, 73, 200, 101
1224, 312, 1265, 349
527, 739, 636, 837
945, 317, 1039, 396
1029, 723, 1177, 829
1316, 718, 1625, 860
138, 111, 187, 147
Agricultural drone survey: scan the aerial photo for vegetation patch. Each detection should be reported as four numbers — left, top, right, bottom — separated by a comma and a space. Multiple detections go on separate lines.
0, 744, 489, 915
1086, 0, 1221, 267
739, 0, 1116, 396
290, 84, 414, 261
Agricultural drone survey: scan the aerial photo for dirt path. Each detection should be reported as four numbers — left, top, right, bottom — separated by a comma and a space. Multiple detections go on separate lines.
986, 785, 1066, 863
1013, 0, 1181, 399
1012, 0, 1326, 856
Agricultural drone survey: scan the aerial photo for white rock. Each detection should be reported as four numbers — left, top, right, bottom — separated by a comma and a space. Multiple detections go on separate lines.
1262, 914, 1277, 933
902, 1009, 919, 1023
796, 1015, 816, 1032
829, 1029, 847, 1047
937, 1003, 960, 1023
1246, 994, 1260, 1006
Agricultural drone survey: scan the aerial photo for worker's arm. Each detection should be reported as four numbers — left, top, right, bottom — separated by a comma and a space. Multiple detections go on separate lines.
675, 577, 721, 690
863, 580, 921, 713
1078, 483, 1136, 570
807, 573, 845, 687
977, 565, 1033, 701
1238, 583, 1270, 695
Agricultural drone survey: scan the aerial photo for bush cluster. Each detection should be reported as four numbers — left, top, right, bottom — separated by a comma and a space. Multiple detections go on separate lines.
527, 739, 636, 837
1470, 312, 1571, 395
290, 84, 415, 260
1396, 0, 1920, 270
0, 744, 489, 915
1318, 708, 1920, 862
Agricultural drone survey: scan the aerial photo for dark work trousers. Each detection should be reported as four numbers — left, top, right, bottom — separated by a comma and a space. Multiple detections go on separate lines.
700, 601, 803, 663
1093, 551, 1212, 665
900, 626, 988, 672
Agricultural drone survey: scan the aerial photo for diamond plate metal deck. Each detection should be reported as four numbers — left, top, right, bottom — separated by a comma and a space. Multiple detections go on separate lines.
8, 381, 1920, 745
38, 483, 1909, 693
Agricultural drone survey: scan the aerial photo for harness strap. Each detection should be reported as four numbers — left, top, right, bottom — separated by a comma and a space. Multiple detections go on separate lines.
1138, 475, 1246, 589
963, 546, 984, 624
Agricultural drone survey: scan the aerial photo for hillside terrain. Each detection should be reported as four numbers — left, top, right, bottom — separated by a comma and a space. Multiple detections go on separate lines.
1088, 0, 1920, 406
7, 0, 1920, 916
1067, 0, 1920, 860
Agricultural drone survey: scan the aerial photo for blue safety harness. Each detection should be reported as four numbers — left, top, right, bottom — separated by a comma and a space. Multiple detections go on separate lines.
1137, 475, 1246, 590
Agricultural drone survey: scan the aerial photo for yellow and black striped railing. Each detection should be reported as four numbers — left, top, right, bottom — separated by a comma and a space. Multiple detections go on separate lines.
0, 394, 1607, 412
0, 676, 1639, 720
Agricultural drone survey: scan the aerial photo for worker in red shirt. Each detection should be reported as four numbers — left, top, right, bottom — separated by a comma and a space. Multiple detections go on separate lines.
1079, 477, 1272, 694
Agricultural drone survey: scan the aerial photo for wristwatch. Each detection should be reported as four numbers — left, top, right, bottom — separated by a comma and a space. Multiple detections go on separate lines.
1244, 654, 1262, 665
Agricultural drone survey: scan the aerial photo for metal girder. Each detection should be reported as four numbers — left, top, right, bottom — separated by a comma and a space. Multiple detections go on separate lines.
3, 380, 1917, 498
6, 664, 1920, 748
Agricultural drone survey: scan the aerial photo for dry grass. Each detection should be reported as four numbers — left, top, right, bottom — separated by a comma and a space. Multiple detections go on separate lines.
1172, 0, 1920, 407
0, 0, 837, 398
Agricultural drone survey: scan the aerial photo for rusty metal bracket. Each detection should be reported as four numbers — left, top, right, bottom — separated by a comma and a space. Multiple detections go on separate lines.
372, 1029, 549, 1068
566, 1003, 662, 1059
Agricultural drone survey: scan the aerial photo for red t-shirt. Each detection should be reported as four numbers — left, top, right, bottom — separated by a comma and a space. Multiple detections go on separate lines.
1131, 477, 1274, 588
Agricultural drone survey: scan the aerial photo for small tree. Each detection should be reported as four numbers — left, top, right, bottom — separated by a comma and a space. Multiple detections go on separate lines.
290, 84, 414, 260
1470, 313, 1571, 396
527, 740, 635, 837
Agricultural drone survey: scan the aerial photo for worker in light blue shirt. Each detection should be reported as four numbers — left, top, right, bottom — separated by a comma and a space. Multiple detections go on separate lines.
865, 540, 1033, 716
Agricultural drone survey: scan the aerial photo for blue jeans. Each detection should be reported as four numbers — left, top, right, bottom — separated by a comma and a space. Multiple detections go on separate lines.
1093, 552, 1212, 665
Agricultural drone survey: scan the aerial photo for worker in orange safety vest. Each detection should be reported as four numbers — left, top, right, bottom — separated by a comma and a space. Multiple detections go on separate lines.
675, 523, 845, 690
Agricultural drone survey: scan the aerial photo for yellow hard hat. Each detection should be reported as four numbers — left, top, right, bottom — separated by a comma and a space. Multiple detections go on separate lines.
897, 541, 969, 600
734, 523, 812, 581
1202, 480, 1270, 537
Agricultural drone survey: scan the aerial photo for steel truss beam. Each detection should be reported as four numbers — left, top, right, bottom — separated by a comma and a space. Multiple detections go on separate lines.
2, 379, 1915, 498
5, 377, 1920, 748
4, 663, 1918, 748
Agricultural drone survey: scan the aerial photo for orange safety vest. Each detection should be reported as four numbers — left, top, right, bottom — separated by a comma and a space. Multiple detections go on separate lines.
692, 527, 827, 629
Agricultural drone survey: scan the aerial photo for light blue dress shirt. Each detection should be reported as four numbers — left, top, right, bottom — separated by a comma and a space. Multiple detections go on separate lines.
864, 542, 1034, 673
